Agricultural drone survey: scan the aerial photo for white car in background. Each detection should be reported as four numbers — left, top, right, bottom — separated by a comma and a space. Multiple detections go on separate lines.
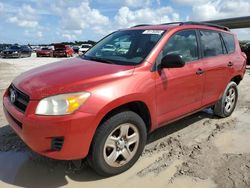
78, 44, 93, 54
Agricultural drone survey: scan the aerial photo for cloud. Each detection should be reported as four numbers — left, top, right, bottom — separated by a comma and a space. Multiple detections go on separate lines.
232, 29, 250, 41
47, 1, 180, 39
177, 0, 250, 21
0, 2, 4, 13
37, 31, 43, 38
114, 6, 180, 28
53, 1, 109, 31
7, 4, 39, 28
173, 0, 210, 5
62, 33, 77, 40
124, 0, 152, 7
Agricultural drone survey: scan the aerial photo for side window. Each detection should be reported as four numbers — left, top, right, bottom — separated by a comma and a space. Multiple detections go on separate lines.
221, 33, 235, 53
200, 30, 223, 58
163, 30, 198, 62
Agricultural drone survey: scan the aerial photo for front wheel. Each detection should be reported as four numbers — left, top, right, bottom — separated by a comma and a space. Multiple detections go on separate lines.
88, 111, 147, 176
214, 82, 238, 117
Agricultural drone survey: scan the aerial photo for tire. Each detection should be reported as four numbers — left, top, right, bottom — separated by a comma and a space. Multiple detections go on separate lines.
88, 111, 147, 176
214, 82, 238, 118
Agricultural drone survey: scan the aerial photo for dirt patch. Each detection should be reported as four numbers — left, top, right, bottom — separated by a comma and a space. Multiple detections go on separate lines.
0, 126, 28, 152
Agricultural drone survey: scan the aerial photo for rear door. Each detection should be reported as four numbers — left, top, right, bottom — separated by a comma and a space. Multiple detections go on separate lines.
198, 30, 230, 105
155, 29, 205, 126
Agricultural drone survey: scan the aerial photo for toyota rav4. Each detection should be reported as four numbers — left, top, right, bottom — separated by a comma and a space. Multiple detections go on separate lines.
3, 22, 247, 176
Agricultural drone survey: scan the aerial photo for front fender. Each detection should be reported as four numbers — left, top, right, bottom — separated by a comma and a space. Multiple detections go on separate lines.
95, 93, 157, 131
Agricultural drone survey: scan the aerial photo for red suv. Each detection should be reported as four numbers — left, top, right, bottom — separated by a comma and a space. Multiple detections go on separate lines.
3, 22, 247, 176
53, 44, 73, 57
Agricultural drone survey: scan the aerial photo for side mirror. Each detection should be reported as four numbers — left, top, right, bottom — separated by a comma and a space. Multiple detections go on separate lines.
161, 54, 185, 68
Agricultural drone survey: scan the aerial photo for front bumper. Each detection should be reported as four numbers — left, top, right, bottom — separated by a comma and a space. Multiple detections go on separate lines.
3, 91, 98, 160
37, 53, 51, 57
2, 53, 20, 58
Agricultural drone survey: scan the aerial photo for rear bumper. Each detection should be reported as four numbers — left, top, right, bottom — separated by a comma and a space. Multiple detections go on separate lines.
53, 52, 66, 57
3, 92, 98, 160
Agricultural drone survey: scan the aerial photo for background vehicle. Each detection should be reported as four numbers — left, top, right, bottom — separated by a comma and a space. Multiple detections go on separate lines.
241, 42, 250, 65
53, 44, 73, 57
30, 45, 41, 53
73, 45, 80, 54
36, 47, 54, 57
78, 44, 92, 54
0, 46, 6, 57
1, 45, 32, 58
3, 22, 246, 177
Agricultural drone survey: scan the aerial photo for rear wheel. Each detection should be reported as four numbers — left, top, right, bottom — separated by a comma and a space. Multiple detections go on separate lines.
88, 111, 147, 176
214, 82, 238, 117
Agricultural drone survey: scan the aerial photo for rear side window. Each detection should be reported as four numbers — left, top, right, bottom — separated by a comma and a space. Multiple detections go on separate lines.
200, 30, 223, 58
163, 30, 198, 62
221, 33, 235, 53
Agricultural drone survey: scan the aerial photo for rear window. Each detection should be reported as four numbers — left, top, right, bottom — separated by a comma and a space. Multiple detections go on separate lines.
221, 33, 235, 53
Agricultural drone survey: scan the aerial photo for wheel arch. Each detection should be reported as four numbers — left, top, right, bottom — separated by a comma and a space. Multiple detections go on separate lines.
97, 100, 153, 133
231, 75, 242, 85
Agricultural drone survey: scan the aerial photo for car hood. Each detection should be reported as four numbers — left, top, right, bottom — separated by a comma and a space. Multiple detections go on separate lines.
13, 58, 135, 100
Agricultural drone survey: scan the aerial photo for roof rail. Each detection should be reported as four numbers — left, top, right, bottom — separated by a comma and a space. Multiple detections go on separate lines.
131, 21, 230, 31
182, 21, 230, 31
160, 22, 184, 26
131, 24, 152, 28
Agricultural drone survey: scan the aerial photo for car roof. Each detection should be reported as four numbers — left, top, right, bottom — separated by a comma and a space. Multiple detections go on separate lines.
125, 22, 232, 34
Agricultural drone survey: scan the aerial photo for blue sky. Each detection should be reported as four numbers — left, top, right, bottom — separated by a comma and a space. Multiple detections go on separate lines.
0, 0, 249, 44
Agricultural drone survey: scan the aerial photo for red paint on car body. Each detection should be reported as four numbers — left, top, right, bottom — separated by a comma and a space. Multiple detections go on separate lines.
3, 24, 246, 160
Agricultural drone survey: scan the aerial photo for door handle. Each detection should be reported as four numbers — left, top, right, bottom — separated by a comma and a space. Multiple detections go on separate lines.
228, 61, 234, 67
196, 68, 204, 75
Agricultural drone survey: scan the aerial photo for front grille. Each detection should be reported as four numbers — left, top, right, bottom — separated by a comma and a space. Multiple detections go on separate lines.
9, 85, 30, 113
51, 137, 64, 151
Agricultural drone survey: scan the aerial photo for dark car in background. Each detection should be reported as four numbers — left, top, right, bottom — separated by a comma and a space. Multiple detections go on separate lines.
0, 44, 11, 57
53, 44, 73, 57
73, 46, 80, 54
36, 47, 54, 57
241, 42, 250, 65
1, 45, 32, 58
0, 46, 5, 57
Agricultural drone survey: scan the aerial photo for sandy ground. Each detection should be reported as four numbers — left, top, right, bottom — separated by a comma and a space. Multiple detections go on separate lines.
0, 54, 250, 188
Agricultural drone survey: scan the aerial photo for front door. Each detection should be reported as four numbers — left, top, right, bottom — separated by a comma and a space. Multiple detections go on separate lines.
155, 29, 204, 127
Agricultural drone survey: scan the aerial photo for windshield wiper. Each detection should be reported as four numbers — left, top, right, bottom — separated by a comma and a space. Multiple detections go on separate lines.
88, 56, 114, 64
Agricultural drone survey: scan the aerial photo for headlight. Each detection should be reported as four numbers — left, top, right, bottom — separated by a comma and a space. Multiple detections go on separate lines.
35, 92, 91, 115
13, 51, 18, 53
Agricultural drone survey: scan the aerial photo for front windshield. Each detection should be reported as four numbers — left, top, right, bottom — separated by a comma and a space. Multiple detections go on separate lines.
83, 29, 165, 65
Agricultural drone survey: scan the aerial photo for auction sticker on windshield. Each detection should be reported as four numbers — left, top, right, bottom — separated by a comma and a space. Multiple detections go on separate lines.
142, 30, 164, 35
